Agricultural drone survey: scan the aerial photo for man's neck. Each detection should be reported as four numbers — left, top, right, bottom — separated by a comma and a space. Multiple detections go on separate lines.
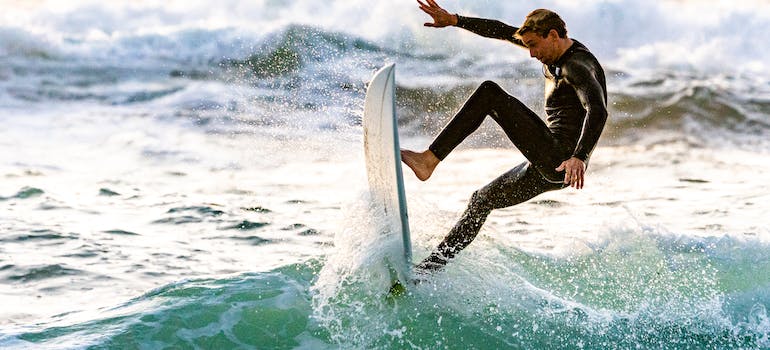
554, 38, 574, 62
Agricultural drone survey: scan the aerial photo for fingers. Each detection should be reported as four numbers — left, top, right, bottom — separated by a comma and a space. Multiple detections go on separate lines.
559, 161, 585, 189
417, 0, 436, 13
572, 168, 584, 189
569, 171, 582, 189
416, 0, 433, 16
417, 2, 432, 15
419, 5, 440, 17
417, 0, 447, 17
417, 0, 441, 25
560, 162, 571, 184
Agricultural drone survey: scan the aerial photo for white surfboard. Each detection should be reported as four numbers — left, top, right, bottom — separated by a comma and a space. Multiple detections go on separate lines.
362, 64, 412, 288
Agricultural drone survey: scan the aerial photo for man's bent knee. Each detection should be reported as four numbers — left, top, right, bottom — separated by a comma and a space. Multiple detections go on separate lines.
469, 188, 493, 211
478, 80, 502, 93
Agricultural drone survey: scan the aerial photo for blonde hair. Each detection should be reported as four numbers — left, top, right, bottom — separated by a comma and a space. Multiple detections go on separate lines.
515, 9, 567, 39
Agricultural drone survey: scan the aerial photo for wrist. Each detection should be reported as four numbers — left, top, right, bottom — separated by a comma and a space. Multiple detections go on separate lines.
571, 154, 586, 162
451, 14, 459, 26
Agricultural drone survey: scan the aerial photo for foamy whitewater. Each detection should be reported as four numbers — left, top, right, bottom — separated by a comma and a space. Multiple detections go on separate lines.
1, 0, 770, 348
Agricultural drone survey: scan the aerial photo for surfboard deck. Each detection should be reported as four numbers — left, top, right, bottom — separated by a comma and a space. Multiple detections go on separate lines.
362, 64, 412, 294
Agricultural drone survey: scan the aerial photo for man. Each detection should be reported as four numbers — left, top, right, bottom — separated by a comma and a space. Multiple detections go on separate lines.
402, 0, 608, 272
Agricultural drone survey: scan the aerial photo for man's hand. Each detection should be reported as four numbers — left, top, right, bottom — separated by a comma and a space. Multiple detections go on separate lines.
555, 157, 586, 189
417, 0, 458, 27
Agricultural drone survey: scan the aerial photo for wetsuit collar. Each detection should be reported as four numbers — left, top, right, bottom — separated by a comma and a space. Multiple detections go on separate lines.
552, 40, 585, 68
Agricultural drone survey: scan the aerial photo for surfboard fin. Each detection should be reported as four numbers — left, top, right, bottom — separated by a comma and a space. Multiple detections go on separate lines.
388, 280, 407, 297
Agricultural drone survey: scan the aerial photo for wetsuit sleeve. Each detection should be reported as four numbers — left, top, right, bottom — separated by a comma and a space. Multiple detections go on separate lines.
562, 59, 608, 161
455, 15, 526, 47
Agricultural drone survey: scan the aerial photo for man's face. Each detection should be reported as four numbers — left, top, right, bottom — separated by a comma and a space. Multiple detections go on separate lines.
520, 30, 559, 65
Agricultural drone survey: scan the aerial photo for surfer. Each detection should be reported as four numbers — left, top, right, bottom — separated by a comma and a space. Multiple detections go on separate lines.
402, 0, 608, 272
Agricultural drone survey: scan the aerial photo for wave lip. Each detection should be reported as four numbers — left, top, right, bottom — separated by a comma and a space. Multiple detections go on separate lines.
223, 24, 386, 79
0, 187, 44, 201
0, 262, 324, 349
605, 73, 770, 149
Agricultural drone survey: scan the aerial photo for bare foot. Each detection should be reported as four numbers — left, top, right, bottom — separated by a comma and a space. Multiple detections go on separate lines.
400, 149, 440, 181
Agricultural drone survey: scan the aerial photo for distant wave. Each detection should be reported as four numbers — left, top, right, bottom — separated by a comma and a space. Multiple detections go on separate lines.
394, 78, 770, 151
3, 0, 770, 74
222, 25, 388, 78
607, 83, 770, 147
1, 2, 768, 150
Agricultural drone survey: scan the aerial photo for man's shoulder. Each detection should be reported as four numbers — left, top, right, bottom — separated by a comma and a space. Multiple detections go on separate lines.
562, 42, 603, 78
567, 40, 599, 63
562, 55, 595, 75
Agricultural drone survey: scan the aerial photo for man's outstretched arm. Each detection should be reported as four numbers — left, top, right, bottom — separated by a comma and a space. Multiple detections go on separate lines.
455, 16, 525, 47
417, 0, 526, 47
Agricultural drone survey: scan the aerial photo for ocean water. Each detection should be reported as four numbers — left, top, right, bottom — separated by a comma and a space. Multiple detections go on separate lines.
2, 0, 770, 348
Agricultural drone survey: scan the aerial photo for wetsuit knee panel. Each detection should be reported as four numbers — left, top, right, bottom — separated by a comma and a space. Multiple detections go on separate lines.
478, 80, 503, 93
469, 188, 493, 209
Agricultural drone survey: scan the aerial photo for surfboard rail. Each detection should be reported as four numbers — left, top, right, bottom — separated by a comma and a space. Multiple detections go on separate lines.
362, 64, 412, 285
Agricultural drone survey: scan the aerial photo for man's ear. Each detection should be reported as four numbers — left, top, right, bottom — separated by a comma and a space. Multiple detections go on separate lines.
548, 29, 559, 40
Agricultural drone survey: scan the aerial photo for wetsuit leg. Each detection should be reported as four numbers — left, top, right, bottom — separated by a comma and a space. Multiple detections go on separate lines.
428, 80, 570, 182
417, 162, 564, 271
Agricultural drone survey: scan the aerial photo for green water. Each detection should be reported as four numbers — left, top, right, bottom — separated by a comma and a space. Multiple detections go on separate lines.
5, 231, 770, 350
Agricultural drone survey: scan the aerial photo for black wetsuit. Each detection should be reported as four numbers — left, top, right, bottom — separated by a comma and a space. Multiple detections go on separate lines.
417, 15, 608, 271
